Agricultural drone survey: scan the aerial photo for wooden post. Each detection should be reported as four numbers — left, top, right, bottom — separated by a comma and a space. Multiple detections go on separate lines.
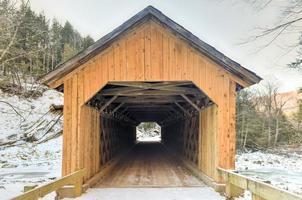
252, 194, 266, 200
74, 178, 83, 197
226, 182, 244, 198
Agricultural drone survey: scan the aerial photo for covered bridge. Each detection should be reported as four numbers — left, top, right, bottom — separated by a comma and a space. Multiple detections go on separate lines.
40, 5, 261, 194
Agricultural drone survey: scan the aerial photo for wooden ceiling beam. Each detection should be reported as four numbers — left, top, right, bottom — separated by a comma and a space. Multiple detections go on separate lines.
101, 89, 196, 96
99, 95, 118, 112
100, 82, 202, 97
113, 96, 191, 103
174, 102, 191, 116
111, 102, 125, 114
108, 81, 192, 88
180, 94, 200, 111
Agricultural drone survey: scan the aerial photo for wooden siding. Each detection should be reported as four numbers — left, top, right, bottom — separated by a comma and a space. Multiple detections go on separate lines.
199, 104, 218, 179
61, 20, 238, 182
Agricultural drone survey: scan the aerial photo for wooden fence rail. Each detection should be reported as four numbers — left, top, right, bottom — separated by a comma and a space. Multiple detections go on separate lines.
218, 168, 302, 200
12, 168, 86, 200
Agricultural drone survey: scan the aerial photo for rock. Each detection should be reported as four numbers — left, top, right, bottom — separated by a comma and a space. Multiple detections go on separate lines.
263, 180, 271, 184
1, 163, 18, 168
0, 160, 7, 164
253, 160, 263, 165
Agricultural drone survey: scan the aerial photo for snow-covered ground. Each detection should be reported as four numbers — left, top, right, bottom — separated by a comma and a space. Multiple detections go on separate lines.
236, 150, 302, 195
0, 88, 63, 199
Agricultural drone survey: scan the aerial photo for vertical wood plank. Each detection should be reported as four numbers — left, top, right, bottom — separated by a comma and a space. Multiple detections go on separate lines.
63, 78, 72, 176
144, 23, 151, 80
114, 43, 121, 80
150, 22, 163, 80
229, 80, 236, 169
162, 32, 170, 80
108, 48, 115, 81
77, 71, 84, 170
71, 75, 78, 173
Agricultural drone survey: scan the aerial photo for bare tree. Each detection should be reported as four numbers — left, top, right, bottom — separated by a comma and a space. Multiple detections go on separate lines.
255, 80, 291, 147
243, 0, 302, 46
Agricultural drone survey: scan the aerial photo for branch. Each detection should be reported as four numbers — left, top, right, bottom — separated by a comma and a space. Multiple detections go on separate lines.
0, 100, 25, 120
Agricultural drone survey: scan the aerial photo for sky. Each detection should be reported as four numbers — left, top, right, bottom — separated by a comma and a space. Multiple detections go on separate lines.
30, 0, 302, 92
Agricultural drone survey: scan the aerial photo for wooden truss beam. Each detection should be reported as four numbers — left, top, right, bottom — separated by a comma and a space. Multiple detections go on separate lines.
174, 102, 191, 116
109, 81, 192, 88
181, 94, 200, 111
113, 96, 190, 103
100, 82, 203, 97
99, 95, 118, 112
100, 89, 196, 96
111, 102, 125, 114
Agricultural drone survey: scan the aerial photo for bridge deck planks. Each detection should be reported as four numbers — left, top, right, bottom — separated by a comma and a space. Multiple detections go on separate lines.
95, 142, 205, 188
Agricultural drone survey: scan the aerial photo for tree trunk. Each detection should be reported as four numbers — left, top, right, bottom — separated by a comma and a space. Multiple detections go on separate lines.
243, 124, 248, 149
267, 117, 271, 147
274, 117, 279, 147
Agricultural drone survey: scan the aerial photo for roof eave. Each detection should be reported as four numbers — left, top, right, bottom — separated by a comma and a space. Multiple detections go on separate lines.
39, 5, 262, 88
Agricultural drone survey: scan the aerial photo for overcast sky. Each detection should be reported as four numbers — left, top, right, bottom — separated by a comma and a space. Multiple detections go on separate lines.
30, 0, 302, 92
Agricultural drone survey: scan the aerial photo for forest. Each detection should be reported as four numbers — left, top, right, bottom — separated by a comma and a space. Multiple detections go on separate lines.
0, 0, 94, 92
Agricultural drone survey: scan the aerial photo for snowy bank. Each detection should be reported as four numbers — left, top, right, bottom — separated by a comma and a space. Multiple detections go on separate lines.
0, 88, 63, 199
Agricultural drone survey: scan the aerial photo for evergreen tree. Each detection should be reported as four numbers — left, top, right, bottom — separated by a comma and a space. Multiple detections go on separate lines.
83, 36, 94, 49
0, 0, 94, 79
50, 19, 63, 69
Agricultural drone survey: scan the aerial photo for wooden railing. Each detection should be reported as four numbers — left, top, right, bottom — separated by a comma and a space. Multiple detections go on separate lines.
218, 168, 302, 200
12, 169, 86, 200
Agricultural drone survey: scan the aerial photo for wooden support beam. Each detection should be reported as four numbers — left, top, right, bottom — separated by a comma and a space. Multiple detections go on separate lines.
169, 106, 182, 116
119, 107, 128, 114
226, 182, 244, 198
113, 96, 189, 103
100, 83, 202, 97
111, 102, 125, 114
174, 102, 191, 116
99, 95, 118, 112
181, 94, 200, 111
109, 81, 192, 88
252, 194, 266, 200
101, 89, 196, 96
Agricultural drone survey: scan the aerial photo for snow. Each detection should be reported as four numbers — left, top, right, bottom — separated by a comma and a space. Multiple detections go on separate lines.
69, 187, 225, 200
0, 88, 63, 199
0, 137, 62, 199
0, 88, 63, 144
236, 150, 302, 196
234, 191, 252, 200
136, 123, 161, 142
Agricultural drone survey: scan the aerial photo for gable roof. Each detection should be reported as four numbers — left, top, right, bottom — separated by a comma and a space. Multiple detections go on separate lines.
40, 5, 262, 88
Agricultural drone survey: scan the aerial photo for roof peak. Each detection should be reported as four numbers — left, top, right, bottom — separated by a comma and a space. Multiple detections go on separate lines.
40, 6, 261, 87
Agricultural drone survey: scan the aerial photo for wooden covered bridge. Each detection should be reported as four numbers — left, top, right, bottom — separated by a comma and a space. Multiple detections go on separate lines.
17, 5, 301, 200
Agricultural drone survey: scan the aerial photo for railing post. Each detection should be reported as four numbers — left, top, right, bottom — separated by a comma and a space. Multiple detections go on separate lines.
252, 194, 266, 200
226, 182, 245, 198
74, 177, 83, 197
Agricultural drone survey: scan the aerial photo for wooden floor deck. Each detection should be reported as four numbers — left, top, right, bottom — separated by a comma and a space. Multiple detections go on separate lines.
95, 142, 205, 188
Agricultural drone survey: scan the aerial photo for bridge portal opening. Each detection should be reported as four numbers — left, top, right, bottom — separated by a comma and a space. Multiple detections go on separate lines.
86, 81, 215, 187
